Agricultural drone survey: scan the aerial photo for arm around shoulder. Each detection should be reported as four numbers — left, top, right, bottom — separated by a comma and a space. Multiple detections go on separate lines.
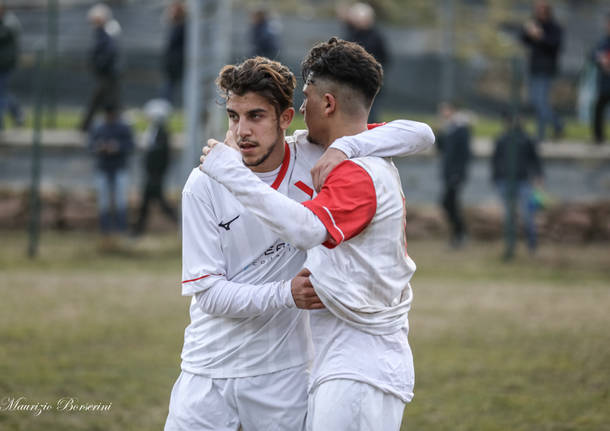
330, 119, 435, 159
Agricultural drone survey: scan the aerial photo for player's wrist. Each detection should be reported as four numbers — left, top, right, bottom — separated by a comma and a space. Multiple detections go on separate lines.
282, 280, 297, 308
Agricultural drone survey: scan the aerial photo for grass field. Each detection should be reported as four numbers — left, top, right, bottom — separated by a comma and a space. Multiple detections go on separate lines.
0, 231, 609, 430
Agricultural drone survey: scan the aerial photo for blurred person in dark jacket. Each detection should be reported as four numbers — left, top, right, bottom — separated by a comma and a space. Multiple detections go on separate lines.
79, 3, 121, 132
339, 2, 388, 122
132, 99, 178, 236
250, 8, 280, 59
520, 0, 563, 142
436, 101, 471, 249
89, 104, 134, 248
592, 12, 610, 145
492, 111, 544, 258
0, 2, 23, 129
161, 0, 186, 103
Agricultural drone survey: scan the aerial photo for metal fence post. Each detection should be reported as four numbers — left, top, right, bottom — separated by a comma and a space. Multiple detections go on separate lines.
28, 46, 45, 259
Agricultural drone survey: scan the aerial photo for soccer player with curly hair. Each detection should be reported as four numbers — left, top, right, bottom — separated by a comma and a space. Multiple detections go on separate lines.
199, 38, 433, 431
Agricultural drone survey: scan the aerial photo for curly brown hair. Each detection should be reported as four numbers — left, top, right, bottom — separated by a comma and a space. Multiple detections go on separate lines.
216, 57, 296, 115
301, 37, 383, 108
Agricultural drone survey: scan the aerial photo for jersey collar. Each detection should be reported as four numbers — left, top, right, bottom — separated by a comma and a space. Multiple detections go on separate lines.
270, 142, 290, 190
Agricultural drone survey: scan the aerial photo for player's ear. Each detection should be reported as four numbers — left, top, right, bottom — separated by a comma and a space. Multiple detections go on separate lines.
279, 107, 295, 130
323, 93, 336, 117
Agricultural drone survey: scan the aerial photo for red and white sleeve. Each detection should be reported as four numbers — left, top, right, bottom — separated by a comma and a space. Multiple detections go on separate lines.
302, 160, 377, 249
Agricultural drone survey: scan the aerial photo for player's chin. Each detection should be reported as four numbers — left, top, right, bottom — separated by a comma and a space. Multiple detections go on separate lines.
241, 154, 262, 167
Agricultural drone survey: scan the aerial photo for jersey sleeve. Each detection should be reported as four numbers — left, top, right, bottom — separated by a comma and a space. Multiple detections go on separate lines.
195, 279, 295, 317
181, 189, 227, 296
329, 119, 435, 159
182, 186, 296, 316
302, 160, 377, 249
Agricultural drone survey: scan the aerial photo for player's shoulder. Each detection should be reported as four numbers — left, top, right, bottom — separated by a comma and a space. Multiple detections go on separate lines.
344, 156, 398, 187
288, 130, 325, 163
350, 155, 394, 172
183, 167, 217, 199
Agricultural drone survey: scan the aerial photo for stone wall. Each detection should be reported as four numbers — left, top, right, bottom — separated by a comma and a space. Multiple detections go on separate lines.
2, 188, 609, 243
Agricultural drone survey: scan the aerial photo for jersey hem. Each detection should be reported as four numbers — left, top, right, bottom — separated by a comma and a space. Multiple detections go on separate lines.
180, 358, 310, 379
309, 372, 414, 403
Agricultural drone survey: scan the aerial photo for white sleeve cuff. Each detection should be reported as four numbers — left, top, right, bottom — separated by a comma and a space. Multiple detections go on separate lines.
280, 280, 296, 308
328, 140, 354, 158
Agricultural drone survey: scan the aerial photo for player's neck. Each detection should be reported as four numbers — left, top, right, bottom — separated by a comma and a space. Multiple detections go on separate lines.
324, 118, 368, 149
249, 136, 286, 173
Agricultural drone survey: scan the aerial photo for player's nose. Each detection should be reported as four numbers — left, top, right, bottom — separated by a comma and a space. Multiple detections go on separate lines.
237, 118, 252, 137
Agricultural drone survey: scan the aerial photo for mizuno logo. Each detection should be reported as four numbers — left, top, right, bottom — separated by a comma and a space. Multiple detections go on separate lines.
218, 215, 240, 231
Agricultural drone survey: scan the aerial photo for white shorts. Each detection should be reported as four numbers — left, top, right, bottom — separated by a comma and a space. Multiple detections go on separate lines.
164, 365, 308, 431
307, 379, 405, 431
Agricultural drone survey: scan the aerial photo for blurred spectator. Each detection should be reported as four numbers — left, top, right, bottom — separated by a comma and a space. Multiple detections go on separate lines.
132, 99, 178, 236
338, 2, 388, 122
79, 3, 121, 132
250, 8, 280, 59
436, 101, 471, 249
592, 12, 610, 145
492, 112, 544, 259
89, 104, 134, 249
160, 0, 186, 103
0, 2, 23, 129
520, 0, 563, 142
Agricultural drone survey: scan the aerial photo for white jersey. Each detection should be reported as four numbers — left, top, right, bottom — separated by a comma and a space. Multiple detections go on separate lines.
199, 120, 435, 399
303, 157, 416, 402
179, 121, 432, 379
180, 132, 321, 378
303, 156, 416, 336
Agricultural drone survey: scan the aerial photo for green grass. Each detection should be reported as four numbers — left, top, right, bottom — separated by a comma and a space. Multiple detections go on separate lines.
3, 107, 596, 142
0, 231, 609, 430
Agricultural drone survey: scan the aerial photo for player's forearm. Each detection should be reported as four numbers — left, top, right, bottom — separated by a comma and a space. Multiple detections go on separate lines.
330, 119, 435, 159
195, 278, 294, 317
201, 144, 327, 250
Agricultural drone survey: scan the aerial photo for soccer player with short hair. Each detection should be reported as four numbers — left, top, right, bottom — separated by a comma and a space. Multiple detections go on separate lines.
166, 55, 433, 430
200, 38, 431, 431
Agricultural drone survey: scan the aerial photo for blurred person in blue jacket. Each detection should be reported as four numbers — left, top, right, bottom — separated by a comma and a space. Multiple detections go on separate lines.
436, 101, 471, 249
132, 99, 178, 236
520, 0, 563, 142
160, 1, 186, 103
80, 3, 121, 132
89, 104, 134, 248
492, 111, 544, 259
250, 8, 280, 59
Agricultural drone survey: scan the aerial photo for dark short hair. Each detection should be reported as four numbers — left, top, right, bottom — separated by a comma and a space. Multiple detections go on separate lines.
301, 37, 383, 108
216, 56, 296, 115
103, 103, 119, 114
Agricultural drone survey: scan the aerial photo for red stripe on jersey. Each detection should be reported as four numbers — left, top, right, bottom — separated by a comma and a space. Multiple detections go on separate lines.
302, 161, 376, 249
294, 181, 314, 198
271, 142, 290, 190
367, 122, 387, 130
182, 273, 222, 284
